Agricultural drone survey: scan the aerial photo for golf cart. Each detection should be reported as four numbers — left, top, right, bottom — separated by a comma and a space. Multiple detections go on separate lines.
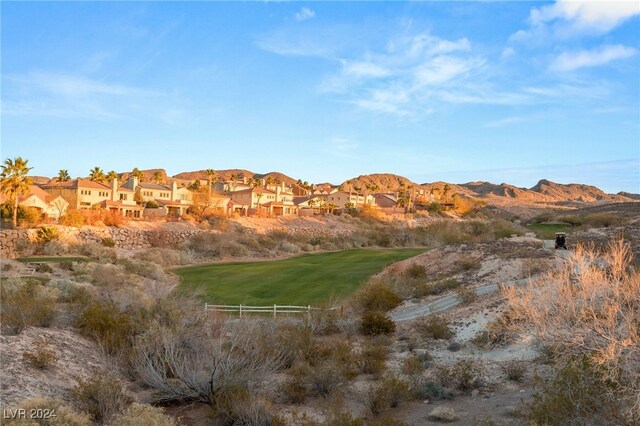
555, 232, 567, 250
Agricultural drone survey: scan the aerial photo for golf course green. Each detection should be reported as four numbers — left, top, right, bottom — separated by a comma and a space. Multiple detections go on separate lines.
173, 248, 425, 305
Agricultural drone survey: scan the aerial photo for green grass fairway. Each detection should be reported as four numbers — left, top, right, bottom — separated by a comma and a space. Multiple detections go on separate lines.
526, 223, 572, 239
174, 248, 425, 305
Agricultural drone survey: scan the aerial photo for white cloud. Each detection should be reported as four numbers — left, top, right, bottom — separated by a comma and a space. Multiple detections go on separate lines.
512, 0, 640, 41
531, 0, 640, 33
550, 44, 637, 71
501, 47, 515, 59
295, 7, 315, 22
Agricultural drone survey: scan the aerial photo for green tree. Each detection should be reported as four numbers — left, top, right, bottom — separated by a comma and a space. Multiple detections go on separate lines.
152, 171, 164, 184
57, 169, 70, 182
106, 170, 118, 182
89, 167, 106, 183
1, 157, 33, 228
131, 168, 144, 182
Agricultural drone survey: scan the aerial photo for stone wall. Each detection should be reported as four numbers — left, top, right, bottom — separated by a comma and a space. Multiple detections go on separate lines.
0, 225, 202, 259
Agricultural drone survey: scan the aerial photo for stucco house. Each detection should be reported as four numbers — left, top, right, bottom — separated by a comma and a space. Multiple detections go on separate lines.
41, 179, 143, 217
324, 191, 375, 208
0, 185, 69, 220
121, 177, 193, 217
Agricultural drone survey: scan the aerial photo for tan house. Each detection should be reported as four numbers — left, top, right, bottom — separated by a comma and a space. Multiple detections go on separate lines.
0, 185, 69, 220
324, 191, 374, 208
228, 183, 298, 216
41, 179, 143, 218
121, 177, 193, 217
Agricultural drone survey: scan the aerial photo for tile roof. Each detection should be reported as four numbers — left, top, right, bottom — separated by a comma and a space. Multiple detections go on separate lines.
139, 182, 171, 191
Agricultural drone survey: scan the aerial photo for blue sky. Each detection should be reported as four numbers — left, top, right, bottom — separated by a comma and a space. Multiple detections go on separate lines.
2, 1, 639, 193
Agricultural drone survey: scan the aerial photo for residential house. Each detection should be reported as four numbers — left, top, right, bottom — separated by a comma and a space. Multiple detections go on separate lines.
0, 185, 69, 220
227, 182, 298, 216
41, 179, 143, 217
121, 177, 193, 217
324, 191, 375, 209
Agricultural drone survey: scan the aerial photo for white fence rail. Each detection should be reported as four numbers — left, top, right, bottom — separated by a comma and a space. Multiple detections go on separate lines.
205, 303, 341, 318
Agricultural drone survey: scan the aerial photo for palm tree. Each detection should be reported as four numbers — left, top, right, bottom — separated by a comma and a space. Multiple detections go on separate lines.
57, 169, 70, 182
106, 170, 118, 183
89, 167, 106, 183
230, 174, 238, 191
131, 167, 144, 182
153, 170, 164, 184
1, 157, 33, 228
255, 192, 263, 215
205, 169, 216, 195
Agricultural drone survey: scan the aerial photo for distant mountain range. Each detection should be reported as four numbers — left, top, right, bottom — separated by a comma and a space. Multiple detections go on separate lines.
39, 169, 638, 204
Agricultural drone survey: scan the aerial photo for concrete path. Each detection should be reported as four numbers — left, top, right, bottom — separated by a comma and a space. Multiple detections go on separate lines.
391, 240, 568, 322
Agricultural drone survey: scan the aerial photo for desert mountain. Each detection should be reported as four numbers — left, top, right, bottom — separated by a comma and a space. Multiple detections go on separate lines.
529, 179, 625, 203
618, 192, 640, 200
341, 174, 419, 193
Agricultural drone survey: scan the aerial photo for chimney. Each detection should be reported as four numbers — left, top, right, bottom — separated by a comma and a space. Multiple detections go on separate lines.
111, 178, 118, 201
171, 181, 178, 201
276, 185, 281, 202
132, 176, 139, 190
242, 176, 247, 184
261, 178, 266, 187
281, 181, 285, 191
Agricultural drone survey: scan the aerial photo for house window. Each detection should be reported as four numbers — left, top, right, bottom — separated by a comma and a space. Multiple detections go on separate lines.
120, 194, 128, 201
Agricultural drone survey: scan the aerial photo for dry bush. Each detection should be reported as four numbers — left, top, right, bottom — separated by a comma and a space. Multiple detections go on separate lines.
1, 279, 57, 334
427, 406, 458, 422
435, 359, 484, 392
75, 302, 140, 355
521, 258, 548, 276
453, 256, 481, 272
359, 338, 390, 377
366, 374, 411, 416
108, 403, 176, 426
70, 374, 132, 423
73, 242, 117, 262
412, 379, 453, 401
504, 240, 640, 419
59, 209, 87, 227
211, 387, 281, 426
456, 286, 476, 304
2, 397, 91, 426
501, 360, 526, 382
401, 353, 426, 376
132, 312, 287, 408
22, 339, 58, 369
132, 248, 182, 266
416, 315, 454, 340
404, 263, 427, 279
306, 361, 346, 398
353, 279, 401, 312
360, 311, 396, 336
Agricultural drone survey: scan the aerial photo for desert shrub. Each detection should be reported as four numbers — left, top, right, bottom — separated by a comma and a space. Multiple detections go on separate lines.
281, 363, 309, 404
401, 353, 426, 376
492, 219, 521, 239
456, 286, 476, 304
74, 242, 117, 262
354, 279, 401, 312
367, 374, 411, 416
121, 259, 167, 281
48, 279, 89, 302
91, 264, 127, 287
211, 387, 279, 426
75, 302, 139, 354
582, 213, 626, 228
361, 311, 396, 336
501, 360, 526, 382
145, 200, 159, 209
335, 317, 360, 336
435, 359, 484, 392
359, 339, 390, 377
0, 279, 57, 334
529, 357, 627, 425
405, 263, 427, 279
71, 374, 132, 423
102, 211, 126, 227
471, 315, 513, 348
454, 256, 481, 272
133, 248, 181, 266
431, 278, 460, 295
307, 361, 345, 398
36, 263, 54, 273
22, 340, 58, 369
18, 206, 45, 228
504, 240, 640, 419
43, 240, 67, 256
417, 315, 454, 340
412, 379, 453, 401
101, 237, 116, 247
35, 225, 59, 243
427, 406, 458, 422
279, 241, 301, 253
60, 209, 86, 227
447, 341, 462, 352
521, 258, 547, 276
2, 397, 91, 426
185, 232, 220, 255
108, 403, 176, 426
